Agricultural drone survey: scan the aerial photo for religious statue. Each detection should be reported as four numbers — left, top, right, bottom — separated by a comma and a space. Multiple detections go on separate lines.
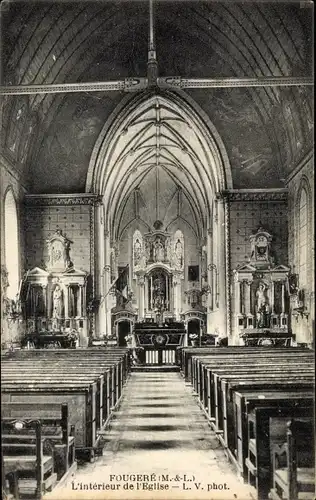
134, 238, 142, 265
256, 282, 270, 328
52, 284, 63, 319
64, 238, 73, 270
154, 238, 165, 262
145, 241, 152, 262
174, 238, 183, 269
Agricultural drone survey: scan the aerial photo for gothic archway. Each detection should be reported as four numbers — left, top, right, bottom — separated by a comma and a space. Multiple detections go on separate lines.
88, 91, 231, 337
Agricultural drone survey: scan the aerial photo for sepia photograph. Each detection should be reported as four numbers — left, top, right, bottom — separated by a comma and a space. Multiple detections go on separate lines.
0, 0, 314, 499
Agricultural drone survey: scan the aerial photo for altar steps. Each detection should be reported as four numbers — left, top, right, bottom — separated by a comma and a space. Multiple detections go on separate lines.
130, 364, 180, 372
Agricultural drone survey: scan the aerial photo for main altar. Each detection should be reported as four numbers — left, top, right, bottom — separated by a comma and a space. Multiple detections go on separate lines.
110, 220, 189, 362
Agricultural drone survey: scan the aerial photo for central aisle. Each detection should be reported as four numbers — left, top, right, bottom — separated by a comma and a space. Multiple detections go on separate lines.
50, 371, 253, 499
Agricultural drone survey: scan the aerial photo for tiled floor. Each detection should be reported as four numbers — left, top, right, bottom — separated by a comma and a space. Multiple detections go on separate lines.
48, 372, 253, 499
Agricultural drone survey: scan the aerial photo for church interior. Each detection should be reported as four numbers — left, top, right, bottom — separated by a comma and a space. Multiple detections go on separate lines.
0, 0, 314, 499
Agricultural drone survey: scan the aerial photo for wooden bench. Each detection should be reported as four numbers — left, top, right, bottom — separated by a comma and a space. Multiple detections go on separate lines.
177, 346, 310, 381
180, 347, 314, 499
2, 419, 57, 499
1, 402, 76, 482
1, 348, 130, 461
215, 370, 314, 438
192, 351, 314, 397
190, 352, 313, 418
195, 354, 313, 407
269, 419, 315, 500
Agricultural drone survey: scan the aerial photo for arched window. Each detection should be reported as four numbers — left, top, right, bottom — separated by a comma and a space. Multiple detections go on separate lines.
4, 190, 20, 300
298, 187, 308, 288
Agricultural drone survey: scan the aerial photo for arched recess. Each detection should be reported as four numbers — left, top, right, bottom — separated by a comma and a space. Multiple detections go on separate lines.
87, 90, 232, 337
295, 176, 313, 290
86, 90, 232, 235
4, 188, 20, 300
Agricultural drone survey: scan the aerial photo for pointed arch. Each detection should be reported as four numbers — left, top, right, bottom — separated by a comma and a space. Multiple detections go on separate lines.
4, 188, 20, 300
86, 90, 232, 238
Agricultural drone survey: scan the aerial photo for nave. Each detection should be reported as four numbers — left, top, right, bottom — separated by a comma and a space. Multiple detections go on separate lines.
2, 345, 314, 500
53, 370, 253, 499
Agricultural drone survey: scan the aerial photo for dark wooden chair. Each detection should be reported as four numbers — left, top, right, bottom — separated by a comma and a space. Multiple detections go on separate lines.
2, 419, 57, 499
270, 419, 315, 500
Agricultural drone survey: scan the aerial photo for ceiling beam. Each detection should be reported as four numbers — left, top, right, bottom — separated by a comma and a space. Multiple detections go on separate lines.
0, 78, 148, 95
158, 76, 314, 89
0, 76, 312, 96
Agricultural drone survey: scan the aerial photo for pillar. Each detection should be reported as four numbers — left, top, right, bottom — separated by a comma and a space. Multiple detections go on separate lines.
270, 282, 275, 314
95, 201, 106, 337
206, 228, 213, 333
138, 276, 145, 319
64, 285, 69, 318
217, 197, 227, 336
173, 275, 182, 320
235, 280, 241, 315
244, 281, 251, 314
104, 229, 112, 337
78, 285, 83, 317
281, 283, 285, 314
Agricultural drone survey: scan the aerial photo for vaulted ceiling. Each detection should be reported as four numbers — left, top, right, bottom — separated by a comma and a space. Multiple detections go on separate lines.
0, 0, 313, 192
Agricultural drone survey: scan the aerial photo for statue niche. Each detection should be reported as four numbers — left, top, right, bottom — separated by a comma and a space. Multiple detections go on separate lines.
172, 230, 184, 271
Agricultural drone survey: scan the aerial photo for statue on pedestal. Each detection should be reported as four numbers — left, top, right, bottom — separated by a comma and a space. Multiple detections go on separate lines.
256, 282, 270, 328
52, 285, 63, 329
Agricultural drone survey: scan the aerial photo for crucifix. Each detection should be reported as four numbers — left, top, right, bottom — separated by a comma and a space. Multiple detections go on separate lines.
0, 0, 312, 97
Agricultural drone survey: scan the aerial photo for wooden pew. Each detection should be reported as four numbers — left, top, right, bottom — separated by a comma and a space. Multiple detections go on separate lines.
178, 347, 311, 381
2, 349, 130, 422
181, 347, 314, 500
245, 406, 314, 499
192, 353, 313, 418
1, 402, 76, 482
1, 348, 130, 461
269, 419, 315, 500
214, 371, 314, 438
192, 351, 314, 397
2, 419, 57, 499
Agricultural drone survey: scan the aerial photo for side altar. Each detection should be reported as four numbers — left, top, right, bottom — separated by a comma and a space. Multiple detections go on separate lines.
21, 228, 89, 346
233, 226, 291, 346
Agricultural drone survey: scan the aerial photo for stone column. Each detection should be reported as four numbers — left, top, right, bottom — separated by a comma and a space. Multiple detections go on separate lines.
104, 229, 112, 337
173, 274, 182, 320
138, 276, 145, 319
42, 285, 48, 317
95, 202, 106, 338
281, 283, 285, 314
78, 285, 83, 317
64, 285, 69, 318
207, 229, 213, 333
144, 275, 148, 315
216, 197, 227, 336
244, 281, 251, 314
270, 282, 275, 314
235, 280, 241, 315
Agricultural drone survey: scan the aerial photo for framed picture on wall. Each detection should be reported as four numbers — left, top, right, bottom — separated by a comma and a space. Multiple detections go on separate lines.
188, 265, 199, 282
